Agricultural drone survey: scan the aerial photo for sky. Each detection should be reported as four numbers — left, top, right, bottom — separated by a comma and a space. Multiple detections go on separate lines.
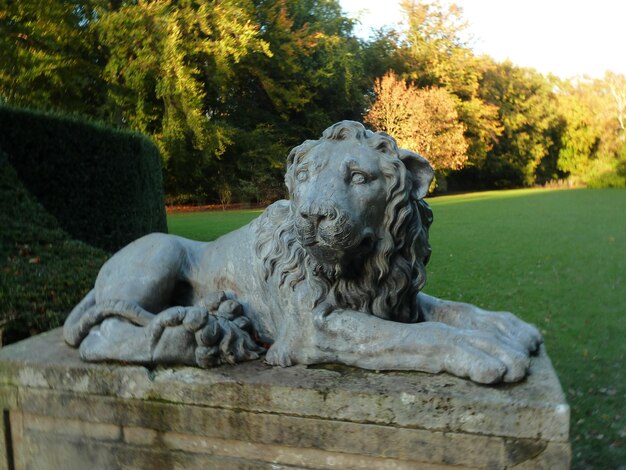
338, 0, 626, 79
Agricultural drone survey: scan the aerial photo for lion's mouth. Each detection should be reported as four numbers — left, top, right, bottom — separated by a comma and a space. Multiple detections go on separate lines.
294, 206, 378, 265
302, 231, 376, 265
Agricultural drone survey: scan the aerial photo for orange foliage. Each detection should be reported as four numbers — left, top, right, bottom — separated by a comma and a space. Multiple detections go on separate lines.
365, 71, 468, 170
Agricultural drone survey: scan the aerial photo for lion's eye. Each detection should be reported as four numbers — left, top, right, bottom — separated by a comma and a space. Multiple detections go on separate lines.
296, 169, 309, 182
351, 172, 367, 184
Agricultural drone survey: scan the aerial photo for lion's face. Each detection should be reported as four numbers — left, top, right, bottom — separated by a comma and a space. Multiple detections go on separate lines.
288, 139, 389, 268
258, 120, 434, 321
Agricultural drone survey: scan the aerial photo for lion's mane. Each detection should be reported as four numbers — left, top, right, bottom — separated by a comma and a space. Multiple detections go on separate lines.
255, 121, 433, 323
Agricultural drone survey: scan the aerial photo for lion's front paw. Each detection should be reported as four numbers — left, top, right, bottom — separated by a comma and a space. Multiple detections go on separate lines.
265, 343, 293, 367
445, 329, 532, 384
472, 310, 543, 354
194, 295, 265, 367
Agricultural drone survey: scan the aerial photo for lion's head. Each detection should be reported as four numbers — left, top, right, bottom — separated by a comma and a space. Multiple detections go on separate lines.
256, 121, 434, 323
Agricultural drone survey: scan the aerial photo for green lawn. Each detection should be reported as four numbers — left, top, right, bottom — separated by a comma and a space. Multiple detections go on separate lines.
426, 188, 625, 470
168, 188, 626, 469
167, 209, 263, 241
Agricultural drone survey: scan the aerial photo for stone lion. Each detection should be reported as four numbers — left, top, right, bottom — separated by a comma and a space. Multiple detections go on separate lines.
64, 120, 542, 384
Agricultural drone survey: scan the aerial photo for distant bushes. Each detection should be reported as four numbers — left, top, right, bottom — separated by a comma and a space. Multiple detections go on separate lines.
0, 106, 167, 251
585, 145, 626, 189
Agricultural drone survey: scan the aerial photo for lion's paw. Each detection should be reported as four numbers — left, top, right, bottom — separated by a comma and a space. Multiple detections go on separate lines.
495, 311, 543, 354
446, 330, 531, 384
476, 310, 543, 355
265, 343, 293, 367
193, 295, 265, 367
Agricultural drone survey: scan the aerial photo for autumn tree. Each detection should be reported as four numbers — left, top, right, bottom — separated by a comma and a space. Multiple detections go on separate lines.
365, 71, 468, 170
8, 0, 624, 197
396, 1, 501, 167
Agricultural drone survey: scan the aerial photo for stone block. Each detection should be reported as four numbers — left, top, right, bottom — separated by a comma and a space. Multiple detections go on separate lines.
0, 329, 570, 469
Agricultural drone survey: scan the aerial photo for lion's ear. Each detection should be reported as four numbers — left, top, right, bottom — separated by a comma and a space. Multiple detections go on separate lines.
398, 149, 434, 200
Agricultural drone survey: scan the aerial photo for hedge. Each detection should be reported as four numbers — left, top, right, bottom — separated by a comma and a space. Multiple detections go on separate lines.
0, 106, 167, 251
0, 156, 109, 344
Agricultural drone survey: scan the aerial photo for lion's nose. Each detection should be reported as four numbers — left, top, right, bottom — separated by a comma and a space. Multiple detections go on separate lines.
300, 204, 338, 227
300, 211, 326, 227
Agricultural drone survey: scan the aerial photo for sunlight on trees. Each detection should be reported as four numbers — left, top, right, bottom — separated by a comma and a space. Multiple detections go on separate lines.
98, 0, 272, 194
605, 71, 626, 133
400, 0, 470, 90
397, 1, 501, 170
553, 73, 626, 187
0, 0, 624, 197
0, 0, 105, 114
479, 61, 560, 187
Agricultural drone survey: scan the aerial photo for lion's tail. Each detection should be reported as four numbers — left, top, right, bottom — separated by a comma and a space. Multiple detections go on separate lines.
63, 290, 154, 347
63, 289, 97, 347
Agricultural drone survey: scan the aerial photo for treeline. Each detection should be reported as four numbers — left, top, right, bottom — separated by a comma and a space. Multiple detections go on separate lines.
1, 0, 624, 203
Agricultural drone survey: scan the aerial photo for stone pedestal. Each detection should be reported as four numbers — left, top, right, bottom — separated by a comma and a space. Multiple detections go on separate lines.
0, 329, 570, 469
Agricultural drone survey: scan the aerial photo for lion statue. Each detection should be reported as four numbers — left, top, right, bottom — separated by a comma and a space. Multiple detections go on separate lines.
64, 121, 542, 384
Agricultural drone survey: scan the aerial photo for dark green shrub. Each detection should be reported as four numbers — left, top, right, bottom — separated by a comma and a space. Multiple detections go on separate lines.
0, 106, 167, 251
0, 158, 109, 344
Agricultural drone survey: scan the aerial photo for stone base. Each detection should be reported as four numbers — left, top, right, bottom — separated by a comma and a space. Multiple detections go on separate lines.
0, 329, 570, 469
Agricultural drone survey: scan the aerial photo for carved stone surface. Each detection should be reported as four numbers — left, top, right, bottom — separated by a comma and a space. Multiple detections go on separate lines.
0, 329, 570, 469
64, 120, 543, 384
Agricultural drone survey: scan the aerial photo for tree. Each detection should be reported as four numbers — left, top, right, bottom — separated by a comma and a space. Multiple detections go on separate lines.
555, 81, 601, 175
400, 0, 469, 89
478, 61, 560, 187
97, 0, 272, 194
365, 71, 468, 170
0, 0, 371, 201
218, 0, 368, 202
397, 1, 501, 167
0, 0, 107, 115
552, 74, 626, 187
604, 71, 626, 134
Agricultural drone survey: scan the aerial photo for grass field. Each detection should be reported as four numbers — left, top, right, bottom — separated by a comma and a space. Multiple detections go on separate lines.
167, 188, 625, 469
167, 209, 263, 241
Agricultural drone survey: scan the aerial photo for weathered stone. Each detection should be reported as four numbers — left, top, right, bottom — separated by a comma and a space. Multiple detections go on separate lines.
0, 329, 570, 469
63, 120, 543, 385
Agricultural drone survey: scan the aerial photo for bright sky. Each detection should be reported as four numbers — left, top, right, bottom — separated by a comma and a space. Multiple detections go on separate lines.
339, 0, 626, 79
